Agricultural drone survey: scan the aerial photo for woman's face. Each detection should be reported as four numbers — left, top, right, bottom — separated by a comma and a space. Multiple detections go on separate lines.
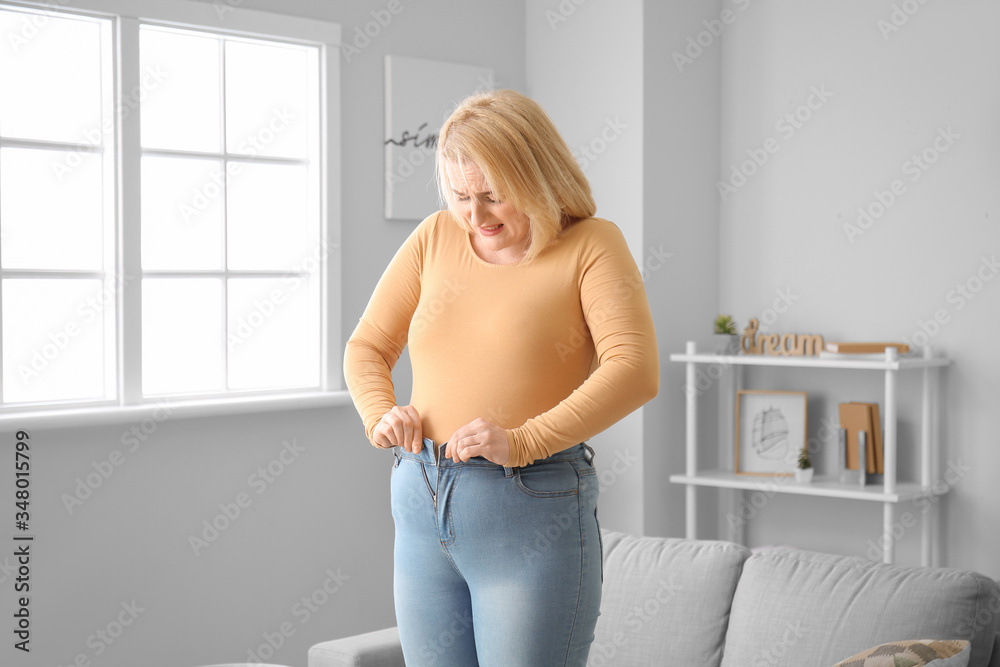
445, 159, 531, 264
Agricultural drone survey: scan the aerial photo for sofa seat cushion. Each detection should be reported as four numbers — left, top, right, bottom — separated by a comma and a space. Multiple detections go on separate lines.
589, 530, 750, 667
720, 548, 1000, 667
308, 627, 403, 667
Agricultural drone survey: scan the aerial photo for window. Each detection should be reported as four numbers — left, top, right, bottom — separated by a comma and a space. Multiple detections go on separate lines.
0, 7, 116, 406
0, 0, 341, 418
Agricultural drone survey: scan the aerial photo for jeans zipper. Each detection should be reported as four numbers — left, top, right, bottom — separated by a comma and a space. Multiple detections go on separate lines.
420, 463, 437, 510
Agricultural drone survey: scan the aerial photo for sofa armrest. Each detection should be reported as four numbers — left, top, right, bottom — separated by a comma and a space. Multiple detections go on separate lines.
988, 633, 1000, 667
308, 626, 404, 667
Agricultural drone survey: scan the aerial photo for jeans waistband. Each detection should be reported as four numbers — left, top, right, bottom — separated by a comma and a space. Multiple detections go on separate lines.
394, 438, 594, 475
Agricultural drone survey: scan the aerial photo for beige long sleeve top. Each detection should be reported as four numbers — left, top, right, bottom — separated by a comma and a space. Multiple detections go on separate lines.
343, 210, 659, 468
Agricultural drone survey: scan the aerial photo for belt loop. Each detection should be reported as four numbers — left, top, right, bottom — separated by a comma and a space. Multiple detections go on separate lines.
503, 465, 514, 478
583, 443, 595, 464
392, 447, 401, 467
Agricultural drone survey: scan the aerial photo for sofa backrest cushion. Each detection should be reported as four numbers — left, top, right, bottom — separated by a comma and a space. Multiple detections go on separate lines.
589, 530, 751, 667
720, 548, 1000, 667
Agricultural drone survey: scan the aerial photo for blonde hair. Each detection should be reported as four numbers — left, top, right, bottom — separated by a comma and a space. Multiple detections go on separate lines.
436, 89, 596, 262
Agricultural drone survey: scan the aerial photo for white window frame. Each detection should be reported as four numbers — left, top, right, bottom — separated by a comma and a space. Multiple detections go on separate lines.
0, 0, 347, 430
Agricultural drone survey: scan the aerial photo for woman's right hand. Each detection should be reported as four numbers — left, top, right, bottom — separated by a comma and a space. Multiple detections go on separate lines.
372, 405, 424, 453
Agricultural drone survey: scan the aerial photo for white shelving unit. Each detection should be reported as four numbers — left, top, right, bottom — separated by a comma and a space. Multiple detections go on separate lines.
669, 341, 950, 565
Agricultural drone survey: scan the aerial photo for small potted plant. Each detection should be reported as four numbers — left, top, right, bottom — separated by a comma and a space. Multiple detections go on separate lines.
713, 314, 739, 355
795, 446, 814, 483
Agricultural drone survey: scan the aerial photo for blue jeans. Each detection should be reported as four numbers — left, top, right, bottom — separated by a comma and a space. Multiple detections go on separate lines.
390, 438, 603, 666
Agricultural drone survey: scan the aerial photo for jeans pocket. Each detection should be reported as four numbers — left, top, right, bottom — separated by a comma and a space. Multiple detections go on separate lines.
514, 461, 580, 498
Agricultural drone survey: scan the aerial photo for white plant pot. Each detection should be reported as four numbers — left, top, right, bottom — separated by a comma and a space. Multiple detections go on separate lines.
794, 468, 814, 484
713, 334, 739, 355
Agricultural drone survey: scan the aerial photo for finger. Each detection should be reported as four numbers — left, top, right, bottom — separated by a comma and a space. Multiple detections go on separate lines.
401, 417, 413, 455
450, 435, 464, 463
444, 429, 461, 461
394, 420, 412, 452
458, 443, 485, 462
405, 406, 423, 453
372, 420, 392, 449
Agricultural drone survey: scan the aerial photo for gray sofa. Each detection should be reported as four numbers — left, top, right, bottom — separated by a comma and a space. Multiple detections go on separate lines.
309, 530, 1000, 666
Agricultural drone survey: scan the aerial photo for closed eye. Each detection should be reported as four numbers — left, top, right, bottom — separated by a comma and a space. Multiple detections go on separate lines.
452, 190, 499, 204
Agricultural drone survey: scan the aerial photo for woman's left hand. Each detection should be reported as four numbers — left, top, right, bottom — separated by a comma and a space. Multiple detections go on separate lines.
446, 418, 510, 465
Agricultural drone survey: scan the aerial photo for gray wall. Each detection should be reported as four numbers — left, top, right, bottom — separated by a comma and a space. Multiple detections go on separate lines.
526, 0, 648, 537
718, 0, 1000, 576
640, 0, 724, 541
0, 2, 525, 667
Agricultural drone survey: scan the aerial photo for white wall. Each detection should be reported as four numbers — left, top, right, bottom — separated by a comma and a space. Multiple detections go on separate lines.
640, 0, 723, 540
526, 0, 648, 537
718, 0, 1000, 575
0, 3, 525, 667
524, 0, 724, 540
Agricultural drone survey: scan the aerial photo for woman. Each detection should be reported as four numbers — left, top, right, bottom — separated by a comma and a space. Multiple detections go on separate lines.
344, 89, 658, 666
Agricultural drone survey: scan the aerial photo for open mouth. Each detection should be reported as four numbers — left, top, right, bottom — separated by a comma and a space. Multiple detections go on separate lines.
478, 224, 503, 236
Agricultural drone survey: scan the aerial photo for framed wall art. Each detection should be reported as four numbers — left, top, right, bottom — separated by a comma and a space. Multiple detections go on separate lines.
735, 390, 807, 475
384, 55, 494, 220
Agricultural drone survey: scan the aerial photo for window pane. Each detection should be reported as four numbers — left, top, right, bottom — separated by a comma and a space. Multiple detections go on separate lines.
1, 147, 103, 270
2, 279, 106, 403
142, 279, 224, 395
227, 162, 312, 270
0, 9, 104, 144
226, 40, 310, 159
140, 26, 220, 152
228, 276, 318, 390
141, 156, 225, 270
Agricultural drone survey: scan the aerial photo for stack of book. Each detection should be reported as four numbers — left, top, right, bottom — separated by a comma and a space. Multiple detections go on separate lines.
822, 342, 912, 359
838, 402, 884, 474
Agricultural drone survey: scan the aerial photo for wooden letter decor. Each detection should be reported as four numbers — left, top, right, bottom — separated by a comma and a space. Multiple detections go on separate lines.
740, 318, 824, 357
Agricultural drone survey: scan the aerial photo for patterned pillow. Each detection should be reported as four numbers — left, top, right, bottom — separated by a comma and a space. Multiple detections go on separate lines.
831, 639, 970, 667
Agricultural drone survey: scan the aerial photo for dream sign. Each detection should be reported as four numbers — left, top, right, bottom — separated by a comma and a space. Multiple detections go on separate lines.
740, 318, 824, 357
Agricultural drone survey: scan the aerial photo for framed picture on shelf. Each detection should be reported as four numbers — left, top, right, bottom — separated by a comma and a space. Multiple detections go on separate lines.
736, 390, 807, 475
